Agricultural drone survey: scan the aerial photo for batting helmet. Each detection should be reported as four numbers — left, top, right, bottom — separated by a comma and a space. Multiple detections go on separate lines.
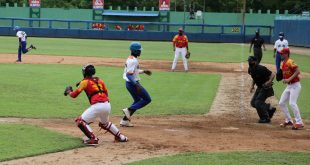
13, 26, 20, 31
130, 42, 142, 57
82, 64, 96, 77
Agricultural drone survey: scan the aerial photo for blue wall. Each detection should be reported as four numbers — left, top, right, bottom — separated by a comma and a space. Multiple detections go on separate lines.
274, 19, 310, 47
0, 26, 270, 43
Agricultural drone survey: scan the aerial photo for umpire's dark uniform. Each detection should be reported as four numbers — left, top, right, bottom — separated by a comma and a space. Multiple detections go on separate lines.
248, 56, 275, 123
251, 33, 265, 63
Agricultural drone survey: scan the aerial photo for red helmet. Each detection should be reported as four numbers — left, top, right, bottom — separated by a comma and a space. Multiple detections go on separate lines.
280, 48, 290, 55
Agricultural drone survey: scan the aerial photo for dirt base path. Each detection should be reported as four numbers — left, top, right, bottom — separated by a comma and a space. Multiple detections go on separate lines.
0, 54, 309, 165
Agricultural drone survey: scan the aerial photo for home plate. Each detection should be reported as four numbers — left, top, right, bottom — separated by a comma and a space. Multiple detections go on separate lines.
221, 127, 239, 130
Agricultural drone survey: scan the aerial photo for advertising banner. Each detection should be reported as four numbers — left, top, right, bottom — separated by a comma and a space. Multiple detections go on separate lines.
93, 0, 104, 9
29, 0, 41, 8
159, 0, 170, 11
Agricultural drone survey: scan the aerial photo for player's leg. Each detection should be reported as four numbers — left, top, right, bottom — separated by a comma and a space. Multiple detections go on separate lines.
97, 102, 128, 142
279, 86, 293, 125
253, 88, 271, 123
129, 82, 151, 110
288, 82, 303, 127
181, 48, 188, 71
21, 41, 29, 54
76, 105, 98, 145
275, 52, 281, 73
17, 45, 22, 62
172, 48, 181, 71
254, 48, 262, 64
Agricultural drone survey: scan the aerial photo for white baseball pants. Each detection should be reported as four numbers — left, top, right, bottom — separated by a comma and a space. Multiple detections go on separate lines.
279, 82, 303, 124
172, 47, 188, 71
82, 102, 111, 124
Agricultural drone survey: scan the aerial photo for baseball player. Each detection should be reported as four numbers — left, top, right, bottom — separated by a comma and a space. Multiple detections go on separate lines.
64, 64, 128, 145
248, 56, 276, 123
278, 48, 304, 130
120, 42, 152, 127
171, 27, 189, 72
249, 29, 266, 63
14, 26, 36, 62
273, 32, 288, 73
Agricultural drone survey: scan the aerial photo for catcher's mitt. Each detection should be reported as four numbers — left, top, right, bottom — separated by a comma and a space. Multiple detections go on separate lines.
276, 69, 283, 81
143, 70, 152, 76
185, 51, 191, 59
64, 86, 73, 96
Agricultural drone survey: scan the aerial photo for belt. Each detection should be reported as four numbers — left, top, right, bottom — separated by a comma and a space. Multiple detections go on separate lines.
176, 46, 185, 48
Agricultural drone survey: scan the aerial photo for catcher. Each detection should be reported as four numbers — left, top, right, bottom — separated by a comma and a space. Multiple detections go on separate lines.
248, 56, 276, 123
171, 27, 190, 72
64, 64, 128, 146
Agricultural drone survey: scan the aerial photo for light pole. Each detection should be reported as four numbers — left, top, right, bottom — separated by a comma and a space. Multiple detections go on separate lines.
242, 0, 246, 42
183, 0, 186, 24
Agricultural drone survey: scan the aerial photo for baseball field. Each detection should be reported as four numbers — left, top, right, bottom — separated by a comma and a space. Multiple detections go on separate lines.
0, 36, 309, 164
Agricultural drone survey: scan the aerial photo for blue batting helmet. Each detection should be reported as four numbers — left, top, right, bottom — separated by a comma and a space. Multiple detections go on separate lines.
13, 26, 20, 31
130, 42, 143, 51
279, 32, 284, 36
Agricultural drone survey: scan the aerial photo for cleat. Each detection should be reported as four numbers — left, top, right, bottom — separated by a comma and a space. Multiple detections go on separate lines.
280, 121, 293, 127
120, 119, 134, 127
122, 108, 131, 121
15, 60, 22, 62
83, 138, 99, 146
268, 107, 276, 119
30, 44, 36, 50
258, 118, 270, 123
114, 134, 128, 143
292, 124, 304, 130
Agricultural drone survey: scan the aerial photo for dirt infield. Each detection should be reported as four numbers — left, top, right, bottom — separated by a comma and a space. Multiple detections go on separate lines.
1, 54, 309, 165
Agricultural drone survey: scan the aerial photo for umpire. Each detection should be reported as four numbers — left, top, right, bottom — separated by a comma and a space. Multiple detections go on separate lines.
248, 56, 276, 123
249, 29, 266, 63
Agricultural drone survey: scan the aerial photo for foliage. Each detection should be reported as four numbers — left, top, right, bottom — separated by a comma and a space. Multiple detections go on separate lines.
0, 0, 307, 13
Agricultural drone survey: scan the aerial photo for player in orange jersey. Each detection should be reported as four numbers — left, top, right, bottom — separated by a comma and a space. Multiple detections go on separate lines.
64, 64, 128, 145
278, 48, 304, 130
171, 27, 189, 72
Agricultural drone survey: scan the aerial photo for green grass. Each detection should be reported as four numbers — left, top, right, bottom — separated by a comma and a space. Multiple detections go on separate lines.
0, 124, 84, 162
127, 152, 310, 165
1, 36, 309, 72
273, 78, 310, 119
0, 64, 220, 118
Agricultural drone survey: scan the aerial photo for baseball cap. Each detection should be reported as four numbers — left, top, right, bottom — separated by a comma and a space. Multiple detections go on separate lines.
280, 48, 290, 55
178, 27, 184, 32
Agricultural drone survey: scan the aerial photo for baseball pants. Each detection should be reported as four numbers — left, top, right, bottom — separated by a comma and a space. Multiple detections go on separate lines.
279, 82, 303, 124
251, 87, 274, 120
172, 47, 188, 71
126, 81, 151, 111
253, 47, 262, 64
275, 52, 281, 73
82, 102, 111, 124
18, 41, 28, 61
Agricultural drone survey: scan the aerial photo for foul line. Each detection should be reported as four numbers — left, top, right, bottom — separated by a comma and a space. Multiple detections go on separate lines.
240, 44, 246, 120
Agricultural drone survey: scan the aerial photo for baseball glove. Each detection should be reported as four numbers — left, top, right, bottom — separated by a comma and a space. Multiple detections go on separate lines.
64, 86, 73, 96
144, 70, 152, 76
276, 69, 283, 81
185, 51, 191, 59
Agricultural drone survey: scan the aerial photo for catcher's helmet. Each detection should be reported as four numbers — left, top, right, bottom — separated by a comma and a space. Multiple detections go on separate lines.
82, 64, 96, 77
13, 26, 20, 31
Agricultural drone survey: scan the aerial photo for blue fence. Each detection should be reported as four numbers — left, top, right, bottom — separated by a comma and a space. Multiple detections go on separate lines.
0, 17, 273, 43
274, 18, 310, 47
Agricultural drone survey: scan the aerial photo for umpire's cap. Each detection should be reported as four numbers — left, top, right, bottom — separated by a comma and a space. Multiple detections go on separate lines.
279, 32, 284, 36
13, 26, 20, 31
248, 56, 258, 62
130, 42, 143, 51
